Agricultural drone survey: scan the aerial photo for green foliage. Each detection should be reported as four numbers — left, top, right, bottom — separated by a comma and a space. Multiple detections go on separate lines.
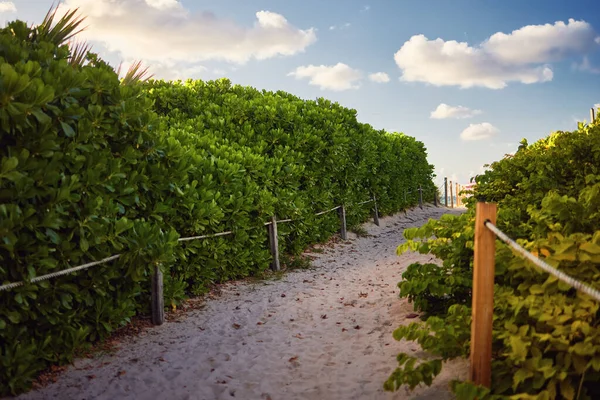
0, 14, 436, 396
397, 212, 475, 313
384, 304, 471, 391
386, 120, 600, 399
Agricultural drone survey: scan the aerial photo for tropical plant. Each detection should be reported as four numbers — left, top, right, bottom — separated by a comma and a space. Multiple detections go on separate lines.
386, 121, 600, 399
0, 8, 436, 396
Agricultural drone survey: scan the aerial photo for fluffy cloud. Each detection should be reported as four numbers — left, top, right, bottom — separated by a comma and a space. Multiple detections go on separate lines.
288, 63, 362, 91
394, 19, 600, 89
144, 0, 181, 10
460, 123, 499, 141
0, 1, 16, 12
368, 72, 390, 83
430, 103, 482, 119
573, 56, 600, 74
55, 0, 316, 65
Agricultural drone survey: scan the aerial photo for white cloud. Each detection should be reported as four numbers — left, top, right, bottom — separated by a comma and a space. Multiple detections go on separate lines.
368, 72, 390, 83
430, 103, 482, 119
288, 63, 362, 91
56, 0, 316, 65
144, 0, 180, 10
329, 22, 351, 30
0, 1, 16, 12
361, 5, 370, 12
394, 19, 600, 89
460, 122, 499, 141
573, 56, 600, 74
483, 19, 599, 64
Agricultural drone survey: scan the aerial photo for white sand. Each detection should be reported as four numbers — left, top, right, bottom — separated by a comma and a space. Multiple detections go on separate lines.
15, 205, 468, 400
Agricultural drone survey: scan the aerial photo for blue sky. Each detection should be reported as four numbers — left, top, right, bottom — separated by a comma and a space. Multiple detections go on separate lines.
2, 0, 600, 186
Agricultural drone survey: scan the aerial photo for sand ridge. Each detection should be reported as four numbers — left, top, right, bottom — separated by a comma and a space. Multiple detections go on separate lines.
15, 204, 468, 400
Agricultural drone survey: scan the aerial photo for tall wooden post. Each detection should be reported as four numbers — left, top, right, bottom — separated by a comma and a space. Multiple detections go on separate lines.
470, 202, 497, 388
456, 183, 460, 207
592, 108, 596, 124
373, 196, 380, 226
444, 177, 448, 207
339, 206, 347, 240
151, 264, 164, 325
418, 185, 423, 209
268, 216, 280, 271
450, 181, 454, 208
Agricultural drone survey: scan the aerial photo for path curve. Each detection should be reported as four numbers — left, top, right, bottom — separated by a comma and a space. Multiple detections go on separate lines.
16, 205, 467, 400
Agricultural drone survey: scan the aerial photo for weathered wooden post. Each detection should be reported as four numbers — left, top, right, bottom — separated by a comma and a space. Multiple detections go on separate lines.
268, 216, 280, 271
456, 183, 460, 207
592, 108, 596, 124
450, 181, 454, 208
339, 205, 347, 240
418, 185, 423, 209
373, 196, 380, 226
470, 202, 497, 388
444, 177, 448, 207
151, 264, 165, 325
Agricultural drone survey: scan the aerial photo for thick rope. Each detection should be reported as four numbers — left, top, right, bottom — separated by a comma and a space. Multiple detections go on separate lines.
484, 221, 600, 302
0, 197, 382, 292
0, 255, 121, 292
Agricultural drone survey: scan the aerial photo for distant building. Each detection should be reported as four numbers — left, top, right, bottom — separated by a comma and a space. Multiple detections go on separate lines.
462, 182, 476, 197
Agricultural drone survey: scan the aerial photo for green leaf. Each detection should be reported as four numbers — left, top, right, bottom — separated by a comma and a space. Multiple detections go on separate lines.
1, 157, 18, 173
509, 335, 529, 361
560, 379, 575, 400
60, 121, 76, 137
80, 237, 89, 252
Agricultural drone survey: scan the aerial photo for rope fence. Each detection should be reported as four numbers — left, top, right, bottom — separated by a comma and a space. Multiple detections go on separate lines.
1, 186, 429, 325
178, 230, 233, 242
470, 202, 600, 388
0, 201, 371, 294
0, 255, 122, 292
484, 221, 600, 301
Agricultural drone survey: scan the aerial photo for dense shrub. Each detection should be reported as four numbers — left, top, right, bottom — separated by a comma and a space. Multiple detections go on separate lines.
386, 120, 600, 399
0, 13, 435, 396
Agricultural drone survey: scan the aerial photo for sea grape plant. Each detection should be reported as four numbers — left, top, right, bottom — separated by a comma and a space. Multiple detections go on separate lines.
387, 121, 600, 399
0, 11, 436, 396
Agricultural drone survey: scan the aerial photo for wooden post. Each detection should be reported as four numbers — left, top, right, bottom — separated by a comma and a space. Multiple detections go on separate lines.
470, 202, 497, 388
456, 183, 460, 207
418, 185, 423, 209
450, 181, 454, 208
444, 177, 448, 207
592, 108, 596, 124
268, 215, 280, 271
373, 196, 380, 226
151, 264, 164, 325
339, 205, 347, 240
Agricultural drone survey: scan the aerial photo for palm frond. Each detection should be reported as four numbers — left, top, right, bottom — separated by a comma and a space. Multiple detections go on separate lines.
121, 60, 154, 85
38, 3, 87, 46
68, 40, 92, 67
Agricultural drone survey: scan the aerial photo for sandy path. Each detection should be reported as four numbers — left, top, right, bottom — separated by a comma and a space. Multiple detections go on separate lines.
15, 205, 467, 400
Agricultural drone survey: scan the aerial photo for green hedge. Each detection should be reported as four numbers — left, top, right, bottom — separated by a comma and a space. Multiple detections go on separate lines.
386, 120, 600, 399
0, 17, 435, 395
